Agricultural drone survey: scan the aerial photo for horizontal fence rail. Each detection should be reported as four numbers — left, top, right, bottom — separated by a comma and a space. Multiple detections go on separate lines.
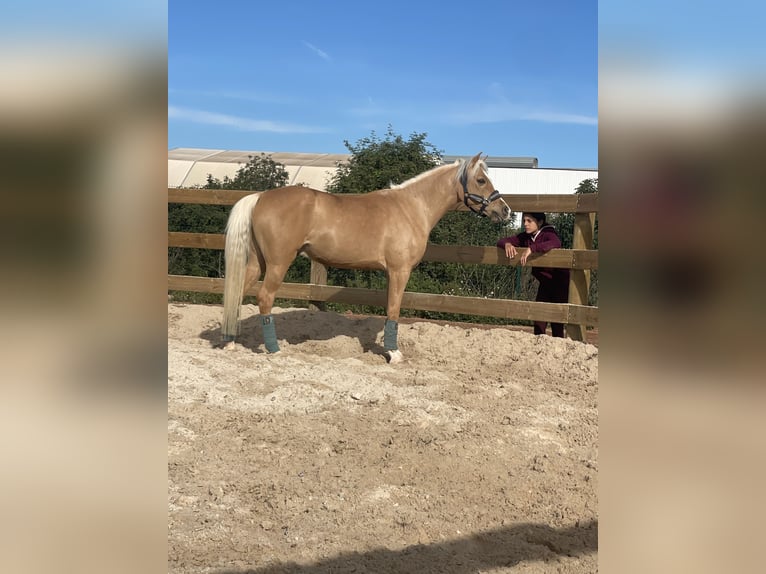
168, 232, 598, 271
168, 275, 599, 327
168, 188, 599, 337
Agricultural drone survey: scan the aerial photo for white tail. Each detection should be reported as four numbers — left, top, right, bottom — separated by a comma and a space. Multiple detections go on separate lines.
221, 193, 261, 341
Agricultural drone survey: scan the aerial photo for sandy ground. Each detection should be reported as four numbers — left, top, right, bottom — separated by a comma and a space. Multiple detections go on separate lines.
168, 303, 598, 573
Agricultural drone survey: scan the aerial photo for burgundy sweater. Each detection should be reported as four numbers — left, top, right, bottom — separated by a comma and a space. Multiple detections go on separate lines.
496, 225, 570, 283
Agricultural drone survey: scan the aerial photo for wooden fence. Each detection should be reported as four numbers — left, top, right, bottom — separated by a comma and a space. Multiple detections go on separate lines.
168, 188, 598, 340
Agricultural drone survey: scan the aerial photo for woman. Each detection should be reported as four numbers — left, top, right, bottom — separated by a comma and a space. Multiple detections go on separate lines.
497, 212, 570, 337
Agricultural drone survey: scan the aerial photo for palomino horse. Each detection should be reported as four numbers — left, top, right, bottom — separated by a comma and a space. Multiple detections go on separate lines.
221, 153, 511, 363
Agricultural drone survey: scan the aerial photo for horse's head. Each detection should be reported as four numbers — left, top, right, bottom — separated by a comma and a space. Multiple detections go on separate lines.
459, 153, 511, 223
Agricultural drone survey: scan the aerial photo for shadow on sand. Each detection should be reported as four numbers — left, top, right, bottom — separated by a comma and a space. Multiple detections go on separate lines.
210, 519, 597, 573
200, 308, 389, 356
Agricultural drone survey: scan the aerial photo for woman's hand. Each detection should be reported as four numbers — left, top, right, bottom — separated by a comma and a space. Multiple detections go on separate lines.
519, 248, 532, 265
505, 244, 517, 259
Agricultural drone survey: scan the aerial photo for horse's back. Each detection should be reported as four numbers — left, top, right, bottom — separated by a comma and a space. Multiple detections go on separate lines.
251, 186, 325, 225
254, 185, 391, 222
255, 185, 324, 210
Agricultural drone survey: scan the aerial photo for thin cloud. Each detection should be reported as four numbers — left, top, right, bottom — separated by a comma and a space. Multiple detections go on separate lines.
302, 41, 331, 61
169, 87, 299, 105
168, 105, 326, 134
521, 111, 598, 125
447, 102, 597, 126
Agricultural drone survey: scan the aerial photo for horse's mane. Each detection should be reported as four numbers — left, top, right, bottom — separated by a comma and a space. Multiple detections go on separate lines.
389, 161, 459, 189
388, 157, 488, 190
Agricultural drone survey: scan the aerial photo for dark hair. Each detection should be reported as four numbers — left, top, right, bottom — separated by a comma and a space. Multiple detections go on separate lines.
522, 212, 546, 224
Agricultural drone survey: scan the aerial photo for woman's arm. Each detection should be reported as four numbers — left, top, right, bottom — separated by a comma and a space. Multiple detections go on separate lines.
496, 233, 524, 249
497, 233, 528, 261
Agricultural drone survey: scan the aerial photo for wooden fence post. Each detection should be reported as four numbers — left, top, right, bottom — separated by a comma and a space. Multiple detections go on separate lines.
566, 212, 596, 341
309, 260, 327, 311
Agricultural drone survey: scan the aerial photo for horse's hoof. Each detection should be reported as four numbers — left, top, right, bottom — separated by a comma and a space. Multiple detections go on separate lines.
386, 350, 403, 364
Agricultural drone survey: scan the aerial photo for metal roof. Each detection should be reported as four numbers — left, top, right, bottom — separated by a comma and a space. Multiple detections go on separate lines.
168, 148, 351, 189
168, 148, 596, 191
442, 155, 539, 169
168, 148, 349, 167
168, 148, 541, 169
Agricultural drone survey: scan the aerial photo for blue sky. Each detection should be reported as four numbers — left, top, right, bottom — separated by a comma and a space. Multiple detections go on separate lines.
169, 0, 597, 168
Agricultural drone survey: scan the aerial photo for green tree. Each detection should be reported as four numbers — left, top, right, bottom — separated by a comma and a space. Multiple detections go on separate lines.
168, 154, 295, 303
326, 125, 443, 193
204, 153, 289, 191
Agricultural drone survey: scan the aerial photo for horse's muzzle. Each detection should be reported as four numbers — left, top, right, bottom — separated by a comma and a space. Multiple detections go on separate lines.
465, 189, 509, 220
488, 203, 512, 223
484, 192, 511, 222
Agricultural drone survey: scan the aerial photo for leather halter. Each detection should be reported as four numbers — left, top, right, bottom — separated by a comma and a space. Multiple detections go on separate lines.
460, 171, 502, 217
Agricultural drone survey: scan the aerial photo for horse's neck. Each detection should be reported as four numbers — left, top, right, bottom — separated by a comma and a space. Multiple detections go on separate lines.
396, 166, 460, 229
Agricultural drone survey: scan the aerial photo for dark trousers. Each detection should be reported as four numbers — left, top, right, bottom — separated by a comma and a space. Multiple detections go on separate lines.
534, 277, 569, 338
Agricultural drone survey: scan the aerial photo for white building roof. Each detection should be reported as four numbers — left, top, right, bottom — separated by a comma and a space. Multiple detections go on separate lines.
168, 148, 597, 195
168, 148, 349, 190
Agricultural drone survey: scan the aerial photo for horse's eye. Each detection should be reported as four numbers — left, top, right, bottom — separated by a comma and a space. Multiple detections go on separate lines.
477, 178, 486, 184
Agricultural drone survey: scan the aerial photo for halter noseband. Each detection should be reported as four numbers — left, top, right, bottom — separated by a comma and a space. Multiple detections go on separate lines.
461, 171, 502, 217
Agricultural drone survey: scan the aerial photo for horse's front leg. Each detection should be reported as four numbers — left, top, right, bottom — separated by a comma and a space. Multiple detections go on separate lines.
384, 269, 411, 364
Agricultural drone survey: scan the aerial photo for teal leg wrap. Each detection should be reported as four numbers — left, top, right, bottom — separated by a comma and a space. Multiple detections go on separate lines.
261, 315, 280, 353
384, 319, 398, 351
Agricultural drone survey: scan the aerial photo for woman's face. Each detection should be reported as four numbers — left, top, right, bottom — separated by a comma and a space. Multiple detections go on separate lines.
523, 215, 540, 234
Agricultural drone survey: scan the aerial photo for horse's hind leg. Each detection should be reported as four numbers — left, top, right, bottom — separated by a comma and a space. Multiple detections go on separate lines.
243, 250, 263, 296
256, 263, 289, 353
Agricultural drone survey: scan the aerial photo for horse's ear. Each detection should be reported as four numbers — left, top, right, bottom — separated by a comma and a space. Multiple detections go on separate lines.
469, 152, 483, 166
